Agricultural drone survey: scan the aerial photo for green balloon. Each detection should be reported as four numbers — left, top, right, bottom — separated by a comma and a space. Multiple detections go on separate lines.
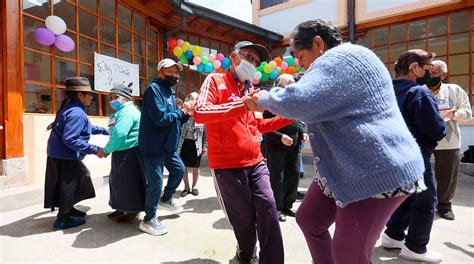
201, 56, 209, 64
261, 73, 269, 82
285, 57, 295, 66
261, 61, 268, 67
179, 55, 188, 64
296, 66, 301, 73
257, 65, 264, 73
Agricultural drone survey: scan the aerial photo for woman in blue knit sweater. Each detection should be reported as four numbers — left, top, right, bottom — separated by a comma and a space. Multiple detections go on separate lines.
249, 19, 426, 263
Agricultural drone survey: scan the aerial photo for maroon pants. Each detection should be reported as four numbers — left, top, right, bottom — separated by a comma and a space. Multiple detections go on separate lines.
296, 182, 406, 264
213, 161, 284, 264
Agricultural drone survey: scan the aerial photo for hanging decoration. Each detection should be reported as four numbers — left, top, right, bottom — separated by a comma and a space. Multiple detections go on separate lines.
168, 38, 303, 84
33, 15, 75, 52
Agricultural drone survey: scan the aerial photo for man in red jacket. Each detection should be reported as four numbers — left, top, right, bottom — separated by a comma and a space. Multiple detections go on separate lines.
193, 41, 292, 264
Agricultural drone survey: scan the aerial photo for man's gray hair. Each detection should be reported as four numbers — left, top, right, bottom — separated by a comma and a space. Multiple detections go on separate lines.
432, 60, 448, 73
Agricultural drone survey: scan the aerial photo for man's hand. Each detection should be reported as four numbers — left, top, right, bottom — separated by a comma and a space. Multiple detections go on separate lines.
281, 134, 294, 146
245, 90, 267, 111
96, 148, 108, 158
182, 100, 195, 116
440, 109, 457, 121
302, 133, 309, 142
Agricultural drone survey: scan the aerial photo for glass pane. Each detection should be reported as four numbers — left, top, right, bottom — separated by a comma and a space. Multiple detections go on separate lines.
390, 24, 406, 43
25, 83, 52, 113
23, 0, 49, 19
148, 60, 158, 80
221, 43, 230, 55
118, 28, 132, 51
55, 88, 66, 113
85, 93, 99, 116
147, 27, 157, 42
449, 54, 469, 75
373, 46, 388, 63
390, 43, 407, 63
53, 1, 76, 32
79, 64, 94, 89
374, 27, 388, 46
428, 36, 446, 56
387, 62, 395, 78
55, 59, 77, 85
135, 56, 146, 77
79, 0, 96, 12
79, 9, 98, 38
450, 11, 469, 34
428, 15, 446, 37
134, 35, 146, 57
79, 37, 97, 64
140, 78, 148, 96
357, 30, 371, 47
189, 69, 201, 93
24, 16, 50, 52
449, 75, 469, 96
118, 4, 131, 28
147, 42, 158, 60
101, 95, 114, 116
408, 39, 426, 50
118, 51, 131, 62
449, 33, 469, 54
100, 19, 116, 45
24, 50, 51, 83
134, 13, 145, 36
409, 20, 426, 40
100, 44, 115, 57
55, 31, 77, 59
100, 0, 115, 22
435, 56, 447, 68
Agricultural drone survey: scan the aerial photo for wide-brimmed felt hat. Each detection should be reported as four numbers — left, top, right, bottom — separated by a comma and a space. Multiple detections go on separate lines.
234, 41, 270, 62
64, 77, 95, 93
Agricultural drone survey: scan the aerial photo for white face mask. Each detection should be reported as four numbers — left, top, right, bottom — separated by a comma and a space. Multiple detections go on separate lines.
235, 59, 256, 82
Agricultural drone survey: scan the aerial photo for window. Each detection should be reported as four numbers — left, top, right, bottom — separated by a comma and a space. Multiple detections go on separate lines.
260, 0, 289, 9
22, 0, 162, 115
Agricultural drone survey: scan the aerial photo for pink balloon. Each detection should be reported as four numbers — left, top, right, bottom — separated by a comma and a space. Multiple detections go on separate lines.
54, 34, 75, 52
252, 78, 260, 85
281, 61, 289, 70
33, 28, 55, 46
208, 54, 216, 62
216, 53, 225, 62
294, 58, 299, 66
177, 39, 184, 46
193, 56, 201, 65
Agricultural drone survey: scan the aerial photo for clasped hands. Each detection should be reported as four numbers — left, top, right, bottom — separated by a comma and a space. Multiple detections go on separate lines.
96, 148, 108, 158
182, 100, 195, 116
244, 89, 267, 112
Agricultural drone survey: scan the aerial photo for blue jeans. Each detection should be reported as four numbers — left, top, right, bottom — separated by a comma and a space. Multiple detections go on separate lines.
385, 150, 437, 254
141, 152, 185, 220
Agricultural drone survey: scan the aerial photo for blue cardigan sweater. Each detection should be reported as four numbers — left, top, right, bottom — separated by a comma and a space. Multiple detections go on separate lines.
258, 43, 425, 207
47, 101, 109, 160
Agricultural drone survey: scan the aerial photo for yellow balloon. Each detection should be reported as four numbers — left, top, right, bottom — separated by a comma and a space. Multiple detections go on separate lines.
192, 45, 202, 56
264, 64, 273, 74
181, 41, 191, 51
173, 46, 183, 57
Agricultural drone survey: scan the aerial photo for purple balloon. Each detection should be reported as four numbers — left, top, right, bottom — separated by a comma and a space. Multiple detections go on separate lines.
33, 28, 55, 46
54, 35, 75, 52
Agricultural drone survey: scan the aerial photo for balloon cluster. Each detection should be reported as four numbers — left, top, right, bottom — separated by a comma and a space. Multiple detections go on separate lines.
168, 38, 303, 83
168, 38, 230, 74
33, 16, 75, 52
252, 56, 302, 84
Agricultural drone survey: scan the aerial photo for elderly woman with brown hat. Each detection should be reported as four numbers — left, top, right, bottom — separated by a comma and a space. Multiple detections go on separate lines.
102, 84, 145, 222
44, 77, 109, 231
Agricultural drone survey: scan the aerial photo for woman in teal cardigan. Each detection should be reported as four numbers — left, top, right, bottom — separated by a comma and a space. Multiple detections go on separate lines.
101, 84, 145, 222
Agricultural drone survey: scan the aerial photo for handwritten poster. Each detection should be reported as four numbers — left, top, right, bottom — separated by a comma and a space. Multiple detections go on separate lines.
94, 52, 140, 96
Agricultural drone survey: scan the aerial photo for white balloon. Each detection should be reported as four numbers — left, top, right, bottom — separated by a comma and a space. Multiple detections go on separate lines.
276, 66, 282, 73
254, 71, 262, 80
269, 61, 277, 68
213, 60, 221, 69
45, 16, 67, 35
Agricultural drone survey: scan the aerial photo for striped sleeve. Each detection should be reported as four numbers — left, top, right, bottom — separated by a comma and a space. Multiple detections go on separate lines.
194, 74, 247, 124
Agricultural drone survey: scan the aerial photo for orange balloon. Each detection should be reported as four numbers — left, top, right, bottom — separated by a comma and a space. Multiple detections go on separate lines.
287, 66, 296, 74
217, 67, 224, 73
273, 57, 283, 66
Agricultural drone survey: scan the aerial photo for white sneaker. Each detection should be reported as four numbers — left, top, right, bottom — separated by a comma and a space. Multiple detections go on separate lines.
381, 233, 404, 249
159, 198, 183, 214
139, 218, 168, 236
401, 245, 443, 262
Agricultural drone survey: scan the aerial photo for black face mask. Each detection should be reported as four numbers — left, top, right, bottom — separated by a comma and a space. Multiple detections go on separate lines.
416, 69, 431, 86
161, 75, 179, 87
426, 76, 442, 89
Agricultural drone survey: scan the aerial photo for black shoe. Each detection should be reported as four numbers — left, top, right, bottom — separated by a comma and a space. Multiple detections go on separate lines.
53, 218, 86, 231
296, 191, 305, 200
69, 207, 87, 217
107, 210, 125, 218
299, 172, 304, 178
278, 211, 286, 222
180, 189, 190, 197
438, 209, 455, 220
282, 208, 296, 217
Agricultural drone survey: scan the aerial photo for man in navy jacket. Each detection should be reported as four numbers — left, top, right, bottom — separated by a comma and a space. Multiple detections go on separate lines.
138, 59, 192, 236
382, 50, 446, 263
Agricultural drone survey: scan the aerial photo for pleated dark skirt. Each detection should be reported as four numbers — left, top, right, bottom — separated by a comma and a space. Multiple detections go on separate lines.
108, 146, 145, 212
44, 156, 96, 213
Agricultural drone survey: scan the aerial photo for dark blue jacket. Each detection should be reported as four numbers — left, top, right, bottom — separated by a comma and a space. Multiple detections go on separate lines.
139, 79, 189, 158
47, 101, 109, 160
393, 79, 446, 157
